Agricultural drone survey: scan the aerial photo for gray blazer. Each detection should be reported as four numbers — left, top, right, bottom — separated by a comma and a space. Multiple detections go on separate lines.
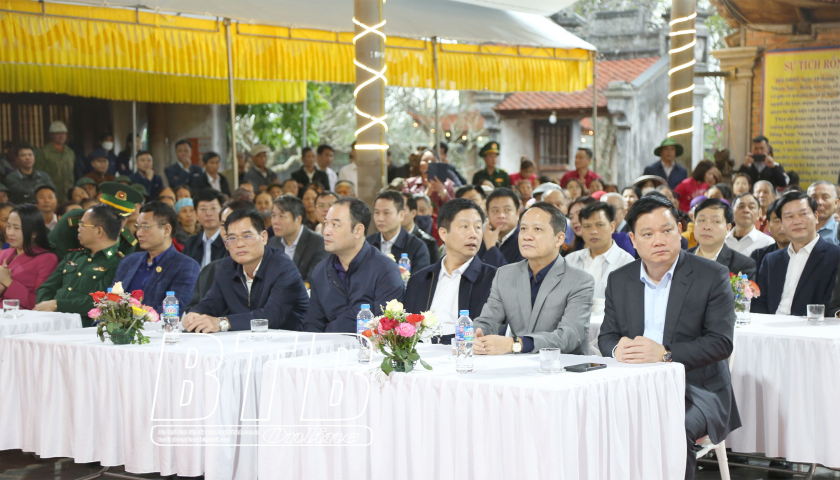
267, 226, 328, 284
474, 256, 594, 354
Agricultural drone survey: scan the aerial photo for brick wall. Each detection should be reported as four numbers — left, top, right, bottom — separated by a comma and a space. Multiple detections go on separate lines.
745, 28, 840, 139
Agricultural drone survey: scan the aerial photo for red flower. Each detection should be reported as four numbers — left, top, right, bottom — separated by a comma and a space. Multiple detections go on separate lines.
406, 314, 424, 325
131, 290, 144, 301
90, 292, 106, 303
379, 317, 397, 332
749, 280, 761, 296
362, 329, 373, 338
106, 293, 122, 302
729, 272, 735, 278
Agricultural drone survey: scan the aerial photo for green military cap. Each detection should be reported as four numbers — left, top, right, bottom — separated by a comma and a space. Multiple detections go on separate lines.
99, 182, 144, 216
479, 141, 500, 158
0, 184, 8, 193
75, 177, 97, 188
114, 177, 133, 186
130, 183, 149, 200
654, 138, 684, 157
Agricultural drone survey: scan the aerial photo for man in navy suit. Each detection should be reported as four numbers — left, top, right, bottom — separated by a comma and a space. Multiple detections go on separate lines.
113, 202, 200, 313
366, 190, 431, 272
404, 198, 497, 344
476, 187, 522, 267
164, 139, 204, 189
643, 138, 688, 191
753, 191, 840, 316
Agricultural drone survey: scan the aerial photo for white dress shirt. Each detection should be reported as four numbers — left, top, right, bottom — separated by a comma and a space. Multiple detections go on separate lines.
725, 227, 775, 257
776, 235, 820, 315
245, 260, 262, 294
281, 226, 304, 260
319, 166, 338, 191
202, 229, 221, 268
429, 256, 474, 336
565, 240, 634, 300
338, 162, 357, 188
380, 231, 397, 257
641, 257, 679, 345
498, 226, 517, 248
206, 172, 221, 192
661, 161, 674, 179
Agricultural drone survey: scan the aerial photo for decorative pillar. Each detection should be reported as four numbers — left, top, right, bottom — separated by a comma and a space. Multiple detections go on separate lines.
353, 0, 387, 208
668, 0, 697, 169
710, 46, 760, 164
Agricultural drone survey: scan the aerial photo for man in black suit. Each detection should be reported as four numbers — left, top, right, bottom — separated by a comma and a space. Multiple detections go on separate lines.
190, 151, 231, 197
183, 189, 228, 268
750, 198, 789, 269
267, 194, 328, 283
404, 198, 496, 344
476, 187, 523, 267
401, 192, 438, 264
688, 198, 757, 280
643, 138, 688, 191
753, 191, 840, 316
366, 190, 430, 271
738, 136, 787, 189
598, 195, 740, 480
290, 147, 330, 199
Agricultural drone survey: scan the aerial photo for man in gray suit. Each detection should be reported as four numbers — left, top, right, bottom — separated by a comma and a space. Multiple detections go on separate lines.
267, 195, 329, 283
473, 202, 594, 355
598, 195, 740, 480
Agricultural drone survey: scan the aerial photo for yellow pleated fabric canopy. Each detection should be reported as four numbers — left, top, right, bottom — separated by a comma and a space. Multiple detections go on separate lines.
0, 0, 593, 104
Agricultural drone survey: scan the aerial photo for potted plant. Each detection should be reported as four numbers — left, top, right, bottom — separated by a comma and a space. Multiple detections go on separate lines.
90, 282, 160, 345
360, 300, 439, 374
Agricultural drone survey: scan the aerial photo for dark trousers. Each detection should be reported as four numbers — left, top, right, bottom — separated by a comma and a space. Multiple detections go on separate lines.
685, 398, 708, 480
429, 334, 455, 345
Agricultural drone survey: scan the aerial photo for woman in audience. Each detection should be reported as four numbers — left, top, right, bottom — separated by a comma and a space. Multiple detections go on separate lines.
565, 178, 586, 201
0, 203, 13, 250
404, 149, 455, 209
0, 204, 58, 309
509, 157, 537, 187
732, 172, 752, 197
566, 196, 597, 253
255, 192, 274, 230
313, 191, 339, 234
674, 160, 719, 212
174, 198, 200, 246
67, 186, 88, 204
302, 186, 320, 230
622, 186, 640, 211
604, 183, 619, 194
175, 185, 192, 201
706, 183, 733, 203
589, 178, 605, 194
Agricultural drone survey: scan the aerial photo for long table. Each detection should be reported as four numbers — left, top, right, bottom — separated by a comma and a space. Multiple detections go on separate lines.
727, 313, 840, 468
0, 328, 355, 480
257, 345, 687, 480
0, 311, 82, 342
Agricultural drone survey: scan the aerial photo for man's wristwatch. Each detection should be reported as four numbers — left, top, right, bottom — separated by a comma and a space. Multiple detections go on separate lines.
662, 346, 672, 363
219, 317, 230, 332
511, 337, 523, 354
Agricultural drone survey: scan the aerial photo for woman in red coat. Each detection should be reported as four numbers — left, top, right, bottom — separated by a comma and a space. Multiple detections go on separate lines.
0, 204, 58, 309
674, 160, 720, 212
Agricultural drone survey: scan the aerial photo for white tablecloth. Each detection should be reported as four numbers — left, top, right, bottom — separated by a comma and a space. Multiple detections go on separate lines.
258, 345, 686, 480
727, 313, 840, 468
589, 313, 604, 355
0, 311, 82, 341
0, 328, 356, 480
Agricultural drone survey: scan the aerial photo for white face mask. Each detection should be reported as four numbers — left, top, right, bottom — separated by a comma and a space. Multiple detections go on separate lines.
102, 141, 114, 151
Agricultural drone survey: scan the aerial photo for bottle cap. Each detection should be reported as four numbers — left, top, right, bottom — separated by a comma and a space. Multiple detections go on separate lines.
361, 304, 371, 310
401, 253, 408, 257
166, 291, 175, 296
459, 310, 470, 316
107, 288, 112, 293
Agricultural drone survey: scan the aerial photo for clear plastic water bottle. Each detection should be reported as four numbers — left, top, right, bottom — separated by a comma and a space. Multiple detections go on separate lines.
357, 304, 374, 363
455, 310, 474, 373
162, 291, 180, 345
398, 253, 411, 286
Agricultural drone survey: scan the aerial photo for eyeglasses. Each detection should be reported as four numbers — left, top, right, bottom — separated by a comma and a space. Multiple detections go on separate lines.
224, 233, 261, 246
134, 223, 165, 232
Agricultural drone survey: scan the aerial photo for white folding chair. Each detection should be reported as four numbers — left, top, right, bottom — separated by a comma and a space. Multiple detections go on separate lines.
696, 436, 731, 480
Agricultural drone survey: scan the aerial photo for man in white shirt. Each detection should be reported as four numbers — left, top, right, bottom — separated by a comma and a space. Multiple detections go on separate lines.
565, 202, 633, 302
404, 198, 497, 343
316, 145, 338, 191
338, 142, 357, 190
753, 191, 840, 316
724, 192, 775, 257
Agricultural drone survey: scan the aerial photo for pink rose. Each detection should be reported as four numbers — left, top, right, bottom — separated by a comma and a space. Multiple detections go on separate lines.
396, 322, 415, 337
146, 309, 160, 323
129, 298, 142, 307
88, 308, 101, 318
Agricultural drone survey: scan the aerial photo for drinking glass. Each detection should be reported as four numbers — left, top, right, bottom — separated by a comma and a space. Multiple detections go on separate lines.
250, 319, 269, 341
3, 299, 19, 318
807, 304, 825, 325
538, 348, 562, 373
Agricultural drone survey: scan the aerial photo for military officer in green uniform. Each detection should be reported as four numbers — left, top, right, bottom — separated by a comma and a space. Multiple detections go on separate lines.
35, 204, 127, 326
49, 181, 142, 261
471, 142, 510, 188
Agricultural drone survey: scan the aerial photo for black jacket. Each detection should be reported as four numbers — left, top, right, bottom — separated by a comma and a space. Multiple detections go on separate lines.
190, 246, 309, 330
688, 243, 757, 280
183, 230, 228, 267
366, 228, 431, 272
750, 242, 782, 276
190, 172, 231, 197
188, 258, 222, 311
404, 256, 496, 319
409, 224, 439, 265
291, 167, 330, 197
599, 251, 740, 444
476, 228, 522, 268
738, 162, 787, 189
304, 241, 404, 333
266, 226, 329, 283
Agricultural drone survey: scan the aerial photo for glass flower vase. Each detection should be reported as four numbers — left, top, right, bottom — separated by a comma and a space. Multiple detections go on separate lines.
735, 297, 751, 326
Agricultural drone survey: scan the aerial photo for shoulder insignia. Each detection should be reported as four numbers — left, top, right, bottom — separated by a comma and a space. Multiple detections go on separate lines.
117, 252, 125, 258
67, 217, 81, 227
65, 260, 77, 267
93, 266, 107, 272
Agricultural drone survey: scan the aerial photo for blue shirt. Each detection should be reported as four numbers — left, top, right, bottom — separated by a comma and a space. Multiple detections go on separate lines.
333, 257, 348, 285
129, 172, 164, 200
817, 216, 839, 246
519, 255, 559, 353
640, 257, 679, 345
126, 248, 170, 294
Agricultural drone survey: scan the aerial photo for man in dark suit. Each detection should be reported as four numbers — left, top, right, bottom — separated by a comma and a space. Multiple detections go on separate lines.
113, 202, 201, 313
190, 151, 231, 197
184, 209, 309, 332
476, 187, 523, 267
164, 139, 203, 189
753, 191, 840, 316
750, 198, 789, 269
598, 195, 740, 480
738, 136, 787, 189
290, 147, 330, 199
687, 198, 757, 280
404, 198, 496, 344
401, 192, 439, 264
183, 189, 228, 268
267, 195, 328, 283
643, 138, 688, 190
366, 190, 430, 272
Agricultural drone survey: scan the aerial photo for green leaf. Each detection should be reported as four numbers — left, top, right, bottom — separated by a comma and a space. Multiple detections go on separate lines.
380, 357, 393, 374
420, 359, 432, 370
394, 346, 405, 360
106, 322, 120, 334
403, 360, 414, 373
407, 351, 420, 362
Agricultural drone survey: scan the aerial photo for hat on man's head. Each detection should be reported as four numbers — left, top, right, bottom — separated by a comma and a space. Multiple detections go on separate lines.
114, 177, 133, 186
0, 184, 10, 193
34, 184, 56, 196
99, 182, 144, 216
75, 177, 97, 187
49, 121, 68, 134
89, 148, 109, 160
479, 142, 500, 158
654, 138, 684, 157
250, 144, 271, 157
130, 183, 149, 199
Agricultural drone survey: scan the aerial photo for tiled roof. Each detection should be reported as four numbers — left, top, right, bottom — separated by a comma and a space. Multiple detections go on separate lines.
407, 110, 485, 131
494, 56, 661, 112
